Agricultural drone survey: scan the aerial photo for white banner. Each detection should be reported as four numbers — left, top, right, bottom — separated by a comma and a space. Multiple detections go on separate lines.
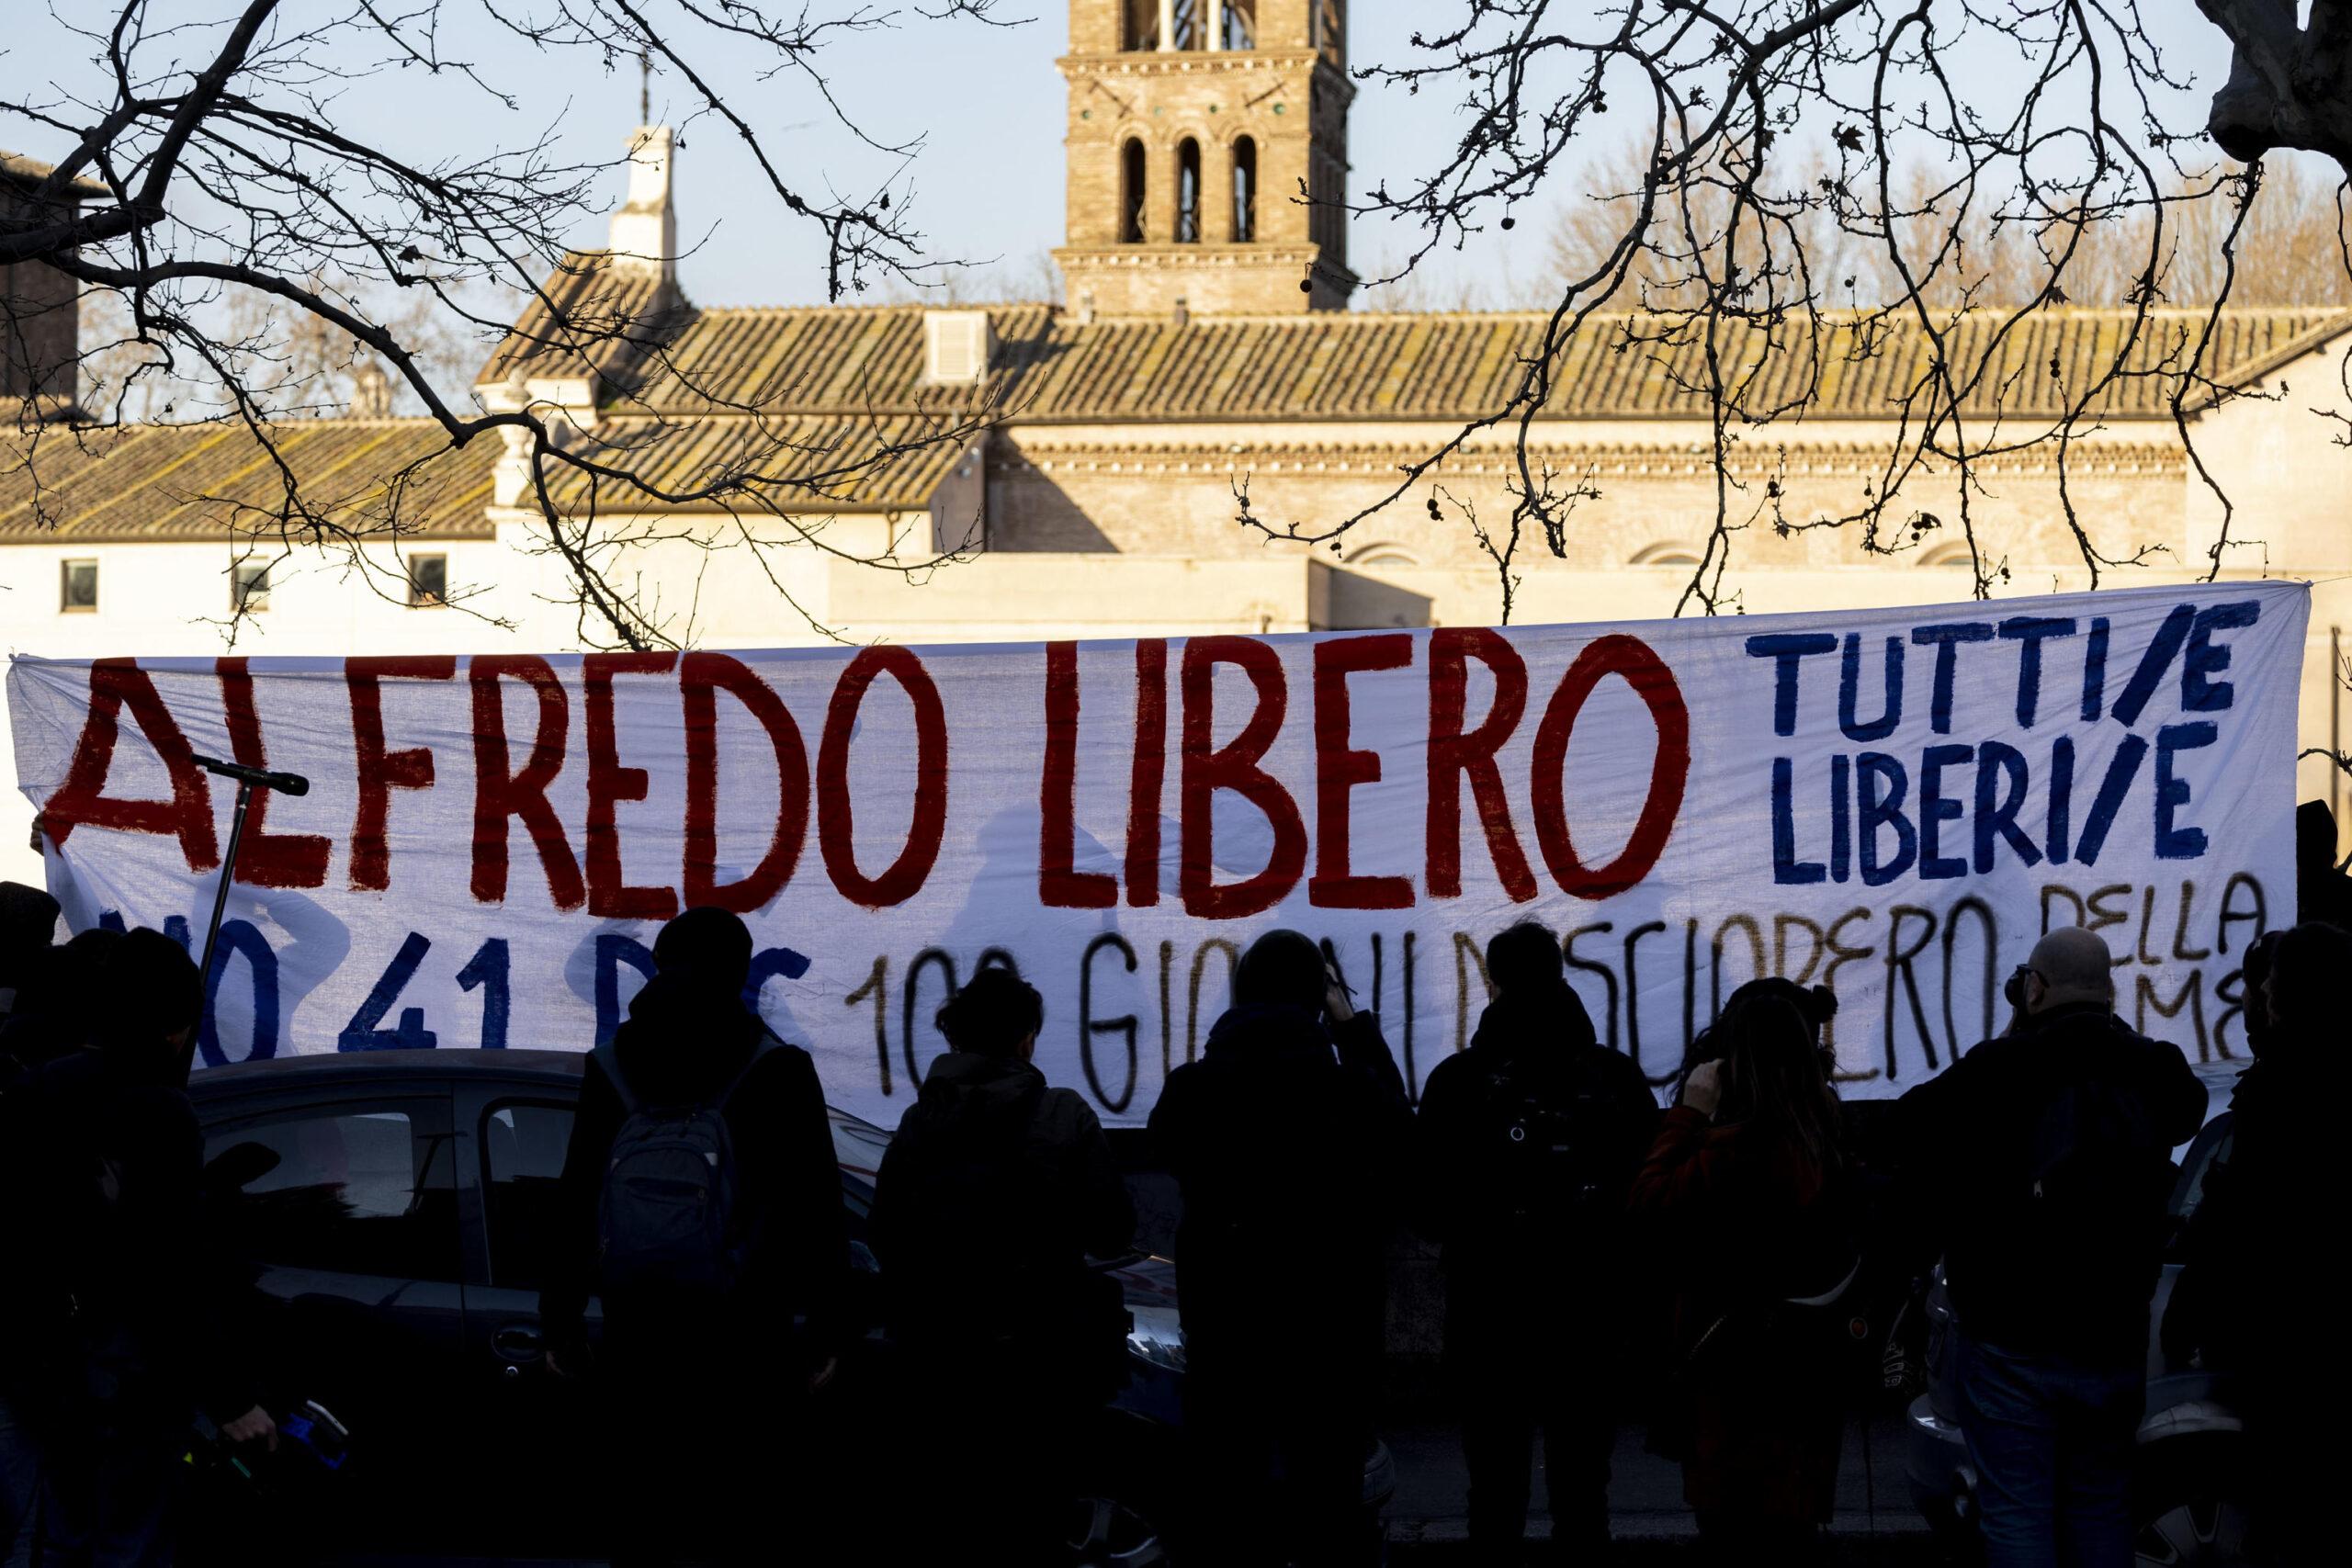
7, 582, 2306, 1124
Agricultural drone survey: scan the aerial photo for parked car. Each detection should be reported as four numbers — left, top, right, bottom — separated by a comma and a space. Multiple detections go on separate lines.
1904, 1110, 2247, 1566
184, 1047, 1396, 1563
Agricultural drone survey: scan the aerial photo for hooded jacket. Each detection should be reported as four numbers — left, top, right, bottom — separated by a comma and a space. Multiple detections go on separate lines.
1148, 1003, 1410, 1381
543, 976, 849, 1365
867, 1050, 1133, 1348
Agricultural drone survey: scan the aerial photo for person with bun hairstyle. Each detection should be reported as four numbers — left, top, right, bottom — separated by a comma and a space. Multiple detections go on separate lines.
1631, 986, 1859, 1564
868, 964, 1135, 1561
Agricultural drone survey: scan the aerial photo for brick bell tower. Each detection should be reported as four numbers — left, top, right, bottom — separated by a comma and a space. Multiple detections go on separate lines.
1056, 1, 1355, 317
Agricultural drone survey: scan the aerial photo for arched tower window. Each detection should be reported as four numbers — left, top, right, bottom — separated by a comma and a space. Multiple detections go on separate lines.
1231, 136, 1257, 242
1120, 139, 1148, 243
1311, 0, 1343, 54
1171, 0, 1204, 50
1223, 1, 1257, 49
1176, 139, 1202, 243
1124, 0, 1159, 51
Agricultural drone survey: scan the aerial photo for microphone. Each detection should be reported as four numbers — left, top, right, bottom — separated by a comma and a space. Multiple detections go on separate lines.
190, 754, 311, 796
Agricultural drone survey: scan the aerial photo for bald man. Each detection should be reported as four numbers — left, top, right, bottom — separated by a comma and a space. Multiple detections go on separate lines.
1873, 925, 2205, 1568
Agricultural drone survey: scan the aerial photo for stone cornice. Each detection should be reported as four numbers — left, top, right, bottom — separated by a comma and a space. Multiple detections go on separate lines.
997, 436, 2188, 480
1057, 50, 1353, 105
1055, 243, 1328, 273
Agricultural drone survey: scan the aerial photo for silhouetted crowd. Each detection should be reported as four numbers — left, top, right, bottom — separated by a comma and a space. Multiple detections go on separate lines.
1, 798, 2347, 1568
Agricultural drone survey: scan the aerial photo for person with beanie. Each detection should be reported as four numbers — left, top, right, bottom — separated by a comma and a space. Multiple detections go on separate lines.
1416, 921, 1659, 1562
1149, 929, 1409, 1567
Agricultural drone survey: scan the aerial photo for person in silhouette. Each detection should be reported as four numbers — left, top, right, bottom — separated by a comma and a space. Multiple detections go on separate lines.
543, 906, 848, 1566
1417, 921, 1657, 1562
0, 883, 57, 1038
4, 929, 273, 1563
2167, 919, 2348, 1564
2296, 799, 2352, 931
1872, 926, 2205, 1568
1149, 931, 1409, 1566
1633, 984, 1858, 1564
869, 964, 1135, 1560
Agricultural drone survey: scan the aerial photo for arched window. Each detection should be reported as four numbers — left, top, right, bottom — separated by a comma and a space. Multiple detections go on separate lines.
1231, 136, 1257, 243
1171, 0, 1204, 50
1124, 0, 1159, 51
1917, 541, 1975, 568
1632, 542, 1703, 567
1176, 139, 1202, 243
1223, 1, 1258, 49
1120, 139, 1147, 243
1312, 0, 1343, 54
1346, 544, 1420, 569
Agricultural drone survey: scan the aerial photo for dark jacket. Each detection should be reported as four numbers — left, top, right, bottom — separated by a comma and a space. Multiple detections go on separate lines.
1148, 1004, 1410, 1385
2169, 1031, 2343, 1377
868, 1051, 1134, 1351
1872, 1002, 2207, 1359
2, 1045, 256, 1417
1417, 987, 1659, 1325
1631, 1106, 1855, 1523
542, 981, 850, 1369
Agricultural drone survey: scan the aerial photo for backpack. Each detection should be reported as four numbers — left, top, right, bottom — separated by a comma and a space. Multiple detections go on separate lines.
1468, 1048, 1644, 1239
594, 1032, 779, 1298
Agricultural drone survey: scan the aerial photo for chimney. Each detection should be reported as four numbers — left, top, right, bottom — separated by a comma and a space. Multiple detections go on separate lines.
921, 310, 995, 386
2, 151, 104, 421
1171, 295, 1190, 328
608, 126, 677, 282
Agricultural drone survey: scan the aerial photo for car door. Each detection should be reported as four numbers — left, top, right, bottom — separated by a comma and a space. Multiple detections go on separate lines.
199, 1088, 465, 1540
452, 1078, 602, 1546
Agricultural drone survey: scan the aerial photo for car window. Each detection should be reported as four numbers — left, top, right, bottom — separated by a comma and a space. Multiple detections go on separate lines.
206, 1107, 458, 1282
483, 1101, 575, 1291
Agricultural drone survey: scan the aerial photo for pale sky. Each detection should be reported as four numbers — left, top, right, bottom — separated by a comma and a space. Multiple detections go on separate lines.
5, 2, 2252, 317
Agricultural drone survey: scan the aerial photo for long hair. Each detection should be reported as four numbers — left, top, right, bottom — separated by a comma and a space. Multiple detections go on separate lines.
1710, 991, 1846, 1175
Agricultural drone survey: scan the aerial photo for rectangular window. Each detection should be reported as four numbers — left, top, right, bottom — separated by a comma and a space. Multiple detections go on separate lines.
232, 558, 271, 613
206, 1107, 460, 1283
407, 553, 447, 607
482, 1102, 576, 1291
60, 558, 98, 613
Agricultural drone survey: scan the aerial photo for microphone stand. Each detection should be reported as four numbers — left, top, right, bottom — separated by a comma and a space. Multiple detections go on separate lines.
196, 773, 258, 1001
187, 754, 309, 1075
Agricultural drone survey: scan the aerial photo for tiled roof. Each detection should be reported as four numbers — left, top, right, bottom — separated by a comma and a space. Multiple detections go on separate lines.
484, 290, 2348, 424
607, 303, 1057, 422
544, 413, 979, 514
0, 418, 498, 541
1, 149, 108, 200
474, 250, 686, 394
1007, 306, 2348, 423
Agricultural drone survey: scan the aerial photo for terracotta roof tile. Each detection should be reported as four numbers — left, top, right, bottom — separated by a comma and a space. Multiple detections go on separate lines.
543, 413, 977, 514
504, 300, 2345, 424
0, 419, 498, 541
475, 250, 684, 393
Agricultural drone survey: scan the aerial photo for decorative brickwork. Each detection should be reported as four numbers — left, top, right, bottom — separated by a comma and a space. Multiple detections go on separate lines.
1055, 2, 1354, 316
